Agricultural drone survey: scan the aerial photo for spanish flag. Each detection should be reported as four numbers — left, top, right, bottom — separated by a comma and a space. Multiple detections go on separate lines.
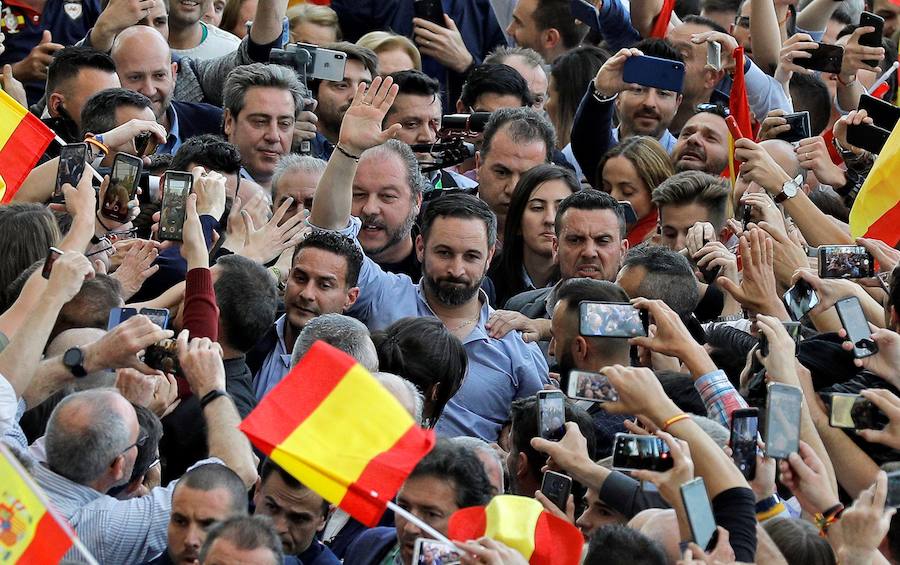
650, 0, 675, 38
849, 119, 900, 246
448, 495, 584, 565
0, 88, 54, 203
240, 341, 436, 527
0, 442, 75, 563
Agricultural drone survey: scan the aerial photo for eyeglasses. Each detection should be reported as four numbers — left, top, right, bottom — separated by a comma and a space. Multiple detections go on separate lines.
107, 227, 138, 241
121, 430, 149, 455
86, 236, 113, 257
695, 103, 730, 118
734, 16, 750, 28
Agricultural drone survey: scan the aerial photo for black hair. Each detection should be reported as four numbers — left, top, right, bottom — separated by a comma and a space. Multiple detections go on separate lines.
699, 0, 740, 13
632, 37, 685, 65
214, 255, 279, 353
584, 525, 668, 565
170, 135, 243, 175
532, 0, 588, 50
656, 370, 707, 416
260, 458, 329, 516
459, 63, 533, 109
789, 74, 831, 137
548, 46, 609, 146
621, 245, 700, 317
408, 439, 496, 507
46, 47, 116, 96
682, 13, 728, 34
80, 88, 153, 137
126, 404, 162, 485
555, 189, 626, 238
488, 164, 579, 307
388, 69, 440, 98
371, 317, 467, 428
481, 106, 556, 164
420, 193, 498, 249
705, 323, 758, 388
176, 463, 249, 514
291, 230, 363, 287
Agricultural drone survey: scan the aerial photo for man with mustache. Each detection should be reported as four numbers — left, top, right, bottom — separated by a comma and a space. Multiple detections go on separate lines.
670, 106, 731, 175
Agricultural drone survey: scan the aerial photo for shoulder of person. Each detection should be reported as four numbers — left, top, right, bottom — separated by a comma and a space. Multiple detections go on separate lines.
504, 287, 551, 313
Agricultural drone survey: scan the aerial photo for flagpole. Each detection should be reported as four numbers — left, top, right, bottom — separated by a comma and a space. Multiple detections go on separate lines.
385, 500, 465, 552
869, 62, 899, 95
54, 134, 105, 183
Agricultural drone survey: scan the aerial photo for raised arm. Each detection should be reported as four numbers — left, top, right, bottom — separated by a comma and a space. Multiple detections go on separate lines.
750, 0, 783, 73
796, 0, 842, 36
248, 0, 288, 46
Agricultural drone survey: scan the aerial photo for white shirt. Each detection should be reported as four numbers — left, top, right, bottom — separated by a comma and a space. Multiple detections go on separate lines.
171, 21, 240, 61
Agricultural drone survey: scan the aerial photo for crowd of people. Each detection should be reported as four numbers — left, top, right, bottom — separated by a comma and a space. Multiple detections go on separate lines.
2, 0, 900, 562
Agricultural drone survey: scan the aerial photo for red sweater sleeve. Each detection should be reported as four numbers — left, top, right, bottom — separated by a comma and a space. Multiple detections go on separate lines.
182, 267, 219, 341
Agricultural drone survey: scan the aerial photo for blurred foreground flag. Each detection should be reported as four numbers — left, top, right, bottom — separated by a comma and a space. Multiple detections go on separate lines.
448, 495, 584, 565
849, 119, 900, 246
240, 341, 435, 527
0, 88, 54, 203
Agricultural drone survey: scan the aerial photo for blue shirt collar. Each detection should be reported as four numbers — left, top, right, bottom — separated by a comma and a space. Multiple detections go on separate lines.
414, 284, 492, 345
158, 105, 181, 155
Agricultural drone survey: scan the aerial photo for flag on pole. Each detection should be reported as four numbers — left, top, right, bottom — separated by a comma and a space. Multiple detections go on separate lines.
849, 119, 900, 246
0, 443, 75, 563
0, 88, 55, 204
448, 495, 584, 565
240, 341, 436, 527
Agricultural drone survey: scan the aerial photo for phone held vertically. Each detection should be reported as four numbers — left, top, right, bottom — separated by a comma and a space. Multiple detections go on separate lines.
101, 153, 143, 223
54, 143, 88, 202
835, 296, 878, 358
537, 390, 566, 441
158, 171, 192, 242
765, 382, 803, 459
41, 247, 64, 279
681, 477, 717, 551
730, 408, 759, 481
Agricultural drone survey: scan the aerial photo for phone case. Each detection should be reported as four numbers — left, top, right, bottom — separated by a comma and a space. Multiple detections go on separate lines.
622, 55, 685, 93
765, 383, 802, 459
101, 154, 143, 223
775, 111, 811, 143
858, 94, 900, 131
796, 43, 844, 74
835, 297, 878, 358
158, 173, 192, 242
846, 123, 891, 155
859, 12, 885, 66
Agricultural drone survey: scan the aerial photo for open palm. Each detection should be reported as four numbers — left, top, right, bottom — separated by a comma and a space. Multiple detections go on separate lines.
338, 76, 402, 156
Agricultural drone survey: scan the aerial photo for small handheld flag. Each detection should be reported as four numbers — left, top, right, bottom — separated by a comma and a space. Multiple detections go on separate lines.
849, 116, 900, 247
0, 88, 54, 203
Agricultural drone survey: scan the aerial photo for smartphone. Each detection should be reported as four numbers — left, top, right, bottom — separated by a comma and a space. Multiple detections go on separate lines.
818, 245, 875, 279
828, 393, 885, 429
570, 0, 601, 33
741, 204, 753, 230
857, 93, 900, 131
887, 470, 900, 509
567, 370, 618, 402
54, 143, 88, 201
795, 43, 844, 74
622, 55, 685, 93
133, 131, 155, 157
783, 279, 820, 320
413, 0, 444, 27
100, 153, 143, 223
139, 307, 170, 329
107, 307, 139, 330
835, 296, 878, 358
681, 477, 717, 551
411, 538, 462, 565
775, 111, 812, 143
730, 408, 759, 480
540, 470, 572, 511
537, 390, 566, 441
859, 12, 885, 67
758, 321, 801, 357
612, 433, 674, 472
618, 200, 637, 225
579, 301, 648, 338
726, 115, 745, 140
846, 122, 891, 154
707, 41, 722, 71
158, 171, 192, 242
765, 382, 803, 459
41, 247, 64, 279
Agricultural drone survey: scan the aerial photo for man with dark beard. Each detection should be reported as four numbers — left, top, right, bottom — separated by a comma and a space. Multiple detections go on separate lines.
309, 77, 549, 441
669, 108, 730, 175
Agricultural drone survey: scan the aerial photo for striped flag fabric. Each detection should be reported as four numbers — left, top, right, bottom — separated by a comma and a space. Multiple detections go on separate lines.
448, 495, 584, 565
0, 88, 54, 203
849, 118, 900, 246
650, 0, 675, 38
239, 341, 436, 527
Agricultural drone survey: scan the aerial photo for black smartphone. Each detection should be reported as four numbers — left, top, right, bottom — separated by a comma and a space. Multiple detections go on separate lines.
158, 171, 192, 242
570, 0, 601, 33
775, 111, 812, 143
846, 122, 891, 154
681, 477, 717, 552
698, 236, 721, 285
41, 247, 64, 279
783, 279, 820, 320
859, 12, 885, 67
857, 93, 900, 131
618, 200, 637, 225
579, 301, 648, 338
107, 307, 139, 330
139, 307, 170, 329
566, 370, 618, 402
818, 245, 875, 279
622, 55, 686, 93
730, 408, 759, 480
758, 321, 801, 357
540, 470, 572, 511
741, 204, 752, 230
795, 43, 844, 74
612, 433, 674, 472
413, 0, 444, 27
887, 470, 900, 509
54, 143, 88, 202
765, 382, 803, 459
835, 296, 878, 358
828, 392, 886, 429
537, 390, 566, 441
133, 131, 153, 157
100, 153, 143, 223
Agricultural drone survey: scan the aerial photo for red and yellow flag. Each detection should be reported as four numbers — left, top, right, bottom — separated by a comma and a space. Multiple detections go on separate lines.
240, 341, 436, 527
0, 443, 75, 563
448, 495, 584, 565
0, 88, 54, 204
849, 118, 900, 247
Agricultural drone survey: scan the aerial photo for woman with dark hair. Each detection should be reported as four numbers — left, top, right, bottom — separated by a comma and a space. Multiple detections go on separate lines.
0, 203, 61, 306
371, 317, 467, 428
487, 164, 580, 308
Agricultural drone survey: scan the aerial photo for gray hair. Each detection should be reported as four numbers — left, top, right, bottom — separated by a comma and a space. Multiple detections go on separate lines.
373, 371, 424, 424
223, 63, 306, 119
292, 314, 379, 372
450, 436, 506, 492
484, 45, 546, 69
200, 515, 283, 565
360, 140, 429, 202
692, 415, 729, 448
45, 388, 132, 484
481, 107, 556, 162
272, 154, 327, 192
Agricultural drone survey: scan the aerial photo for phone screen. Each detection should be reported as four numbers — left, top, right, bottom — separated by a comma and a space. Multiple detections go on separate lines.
158, 172, 192, 241
107, 307, 138, 330
706, 41, 722, 70
412, 538, 462, 565
887, 471, 900, 509
540, 471, 572, 511
612, 433, 673, 472
55, 143, 88, 199
730, 409, 758, 480
836, 296, 876, 358
783, 281, 819, 320
538, 391, 566, 441
819, 245, 874, 279
567, 370, 618, 402
101, 154, 142, 222
139, 308, 170, 329
579, 302, 647, 338
765, 383, 803, 459
681, 477, 717, 551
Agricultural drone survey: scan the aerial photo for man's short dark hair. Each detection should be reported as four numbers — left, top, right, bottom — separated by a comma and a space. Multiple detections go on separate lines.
291, 231, 363, 287
53, 275, 123, 341
459, 64, 533, 109
681, 13, 728, 33
46, 47, 116, 96
533, 0, 588, 50
81, 88, 153, 136
177, 463, 249, 515
171, 135, 242, 175
584, 525, 668, 565
214, 255, 278, 352
408, 439, 495, 508
199, 515, 283, 564
700, 0, 740, 14
651, 171, 730, 231
622, 246, 699, 316
260, 458, 329, 516
389, 69, 440, 99
632, 38, 684, 65
420, 193, 497, 249
555, 189, 625, 238
481, 107, 556, 163
789, 74, 830, 137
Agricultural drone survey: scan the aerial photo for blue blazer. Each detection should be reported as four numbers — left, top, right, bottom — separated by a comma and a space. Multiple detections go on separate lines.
342, 527, 397, 565
171, 100, 224, 143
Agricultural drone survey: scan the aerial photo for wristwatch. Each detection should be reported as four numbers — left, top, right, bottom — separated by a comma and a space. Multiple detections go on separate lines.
63, 347, 87, 378
773, 174, 803, 204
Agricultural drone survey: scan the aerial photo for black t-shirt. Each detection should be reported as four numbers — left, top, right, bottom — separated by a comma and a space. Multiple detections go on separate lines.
695, 283, 726, 322
378, 249, 422, 282
712, 487, 757, 562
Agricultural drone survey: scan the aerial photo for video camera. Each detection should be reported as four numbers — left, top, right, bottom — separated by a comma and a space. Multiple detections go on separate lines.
409, 112, 491, 172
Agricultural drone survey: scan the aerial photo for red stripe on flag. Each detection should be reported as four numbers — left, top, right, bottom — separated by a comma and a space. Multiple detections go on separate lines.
650, 0, 674, 38
0, 112, 54, 203
863, 201, 900, 248
340, 423, 436, 527
448, 506, 488, 541
530, 513, 584, 565
17, 512, 74, 563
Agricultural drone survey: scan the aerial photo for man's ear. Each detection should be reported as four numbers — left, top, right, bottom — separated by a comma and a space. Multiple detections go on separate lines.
415, 233, 425, 262
704, 67, 726, 90
47, 92, 65, 117
110, 454, 127, 483
344, 287, 360, 310
455, 99, 466, 113
573, 335, 589, 364
223, 109, 235, 138
514, 451, 529, 480
543, 28, 560, 51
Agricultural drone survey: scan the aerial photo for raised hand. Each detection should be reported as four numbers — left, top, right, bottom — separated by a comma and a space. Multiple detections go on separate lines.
592, 48, 643, 98
857, 389, 900, 450
111, 238, 160, 299
237, 196, 309, 264
718, 229, 789, 318
778, 441, 839, 515
337, 76, 402, 156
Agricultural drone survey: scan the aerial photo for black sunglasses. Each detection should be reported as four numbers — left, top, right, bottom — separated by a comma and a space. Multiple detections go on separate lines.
695, 103, 730, 118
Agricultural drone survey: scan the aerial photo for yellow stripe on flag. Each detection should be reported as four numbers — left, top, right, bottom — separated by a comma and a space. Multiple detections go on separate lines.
0, 88, 28, 148
0, 447, 51, 560
483, 496, 543, 561
271, 364, 415, 505
849, 118, 900, 238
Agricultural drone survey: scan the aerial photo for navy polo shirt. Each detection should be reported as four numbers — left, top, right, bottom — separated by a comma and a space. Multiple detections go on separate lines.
0, 0, 100, 104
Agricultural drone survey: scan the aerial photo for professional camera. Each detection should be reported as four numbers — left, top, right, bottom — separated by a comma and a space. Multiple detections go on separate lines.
410, 112, 491, 172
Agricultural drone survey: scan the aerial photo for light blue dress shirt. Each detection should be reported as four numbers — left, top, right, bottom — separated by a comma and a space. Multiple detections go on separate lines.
253, 314, 293, 401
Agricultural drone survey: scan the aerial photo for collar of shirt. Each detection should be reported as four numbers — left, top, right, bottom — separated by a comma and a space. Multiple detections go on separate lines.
414, 283, 491, 344
157, 105, 181, 155
521, 265, 537, 291
32, 461, 105, 515
274, 314, 292, 367
613, 126, 677, 152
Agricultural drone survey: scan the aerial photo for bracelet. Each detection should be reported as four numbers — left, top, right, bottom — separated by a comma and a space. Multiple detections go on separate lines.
836, 74, 857, 87
662, 413, 690, 431
200, 389, 230, 410
755, 494, 785, 522
335, 144, 360, 162
814, 503, 845, 537
84, 134, 109, 158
